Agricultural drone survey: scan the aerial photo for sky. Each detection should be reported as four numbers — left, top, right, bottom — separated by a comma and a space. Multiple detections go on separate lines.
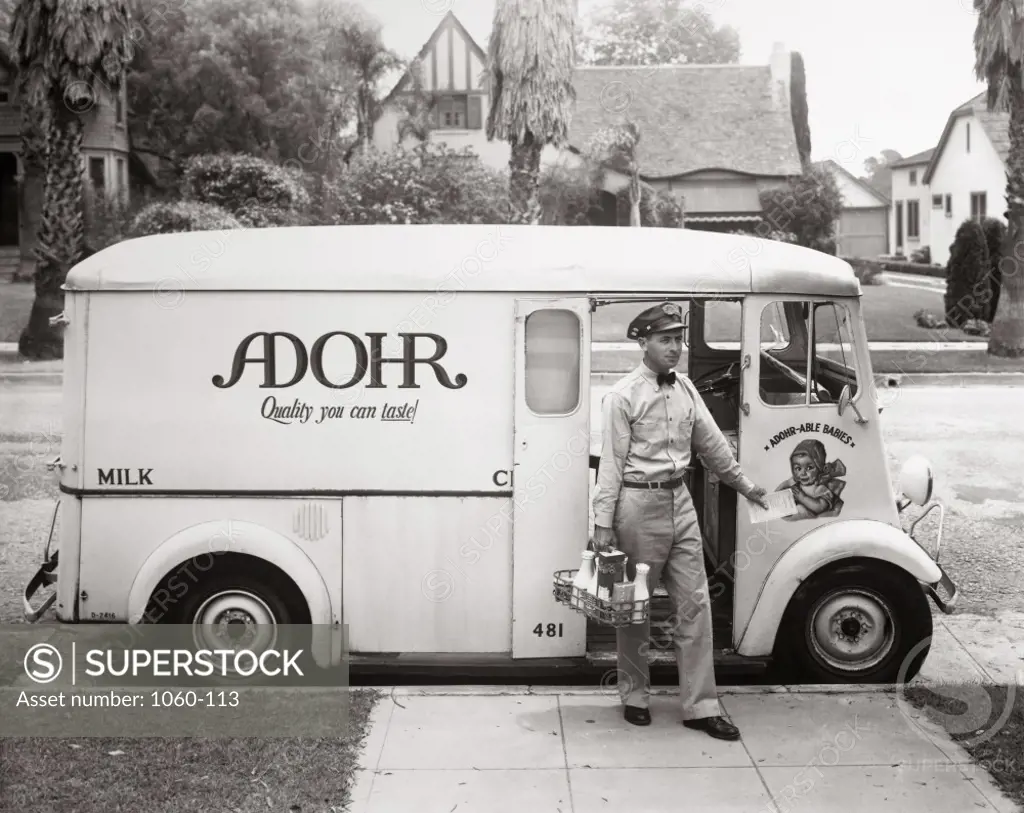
350, 0, 988, 176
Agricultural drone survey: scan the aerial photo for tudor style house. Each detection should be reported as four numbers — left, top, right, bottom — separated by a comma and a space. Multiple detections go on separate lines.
0, 43, 156, 280
372, 11, 804, 231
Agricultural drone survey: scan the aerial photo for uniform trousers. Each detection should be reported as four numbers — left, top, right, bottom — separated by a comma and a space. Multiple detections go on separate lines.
611, 481, 721, 720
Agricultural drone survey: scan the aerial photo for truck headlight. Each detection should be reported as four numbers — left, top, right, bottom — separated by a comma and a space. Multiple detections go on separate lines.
899, 455, 934, 506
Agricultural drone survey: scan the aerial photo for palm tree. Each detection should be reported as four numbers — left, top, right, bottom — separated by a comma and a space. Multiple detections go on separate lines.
974, 0, 1024, 357
486, 0, 577, 224
12, 0, 134, 359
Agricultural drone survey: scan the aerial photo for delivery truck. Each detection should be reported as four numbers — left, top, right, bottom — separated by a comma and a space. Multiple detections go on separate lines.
24, 223, 956, 683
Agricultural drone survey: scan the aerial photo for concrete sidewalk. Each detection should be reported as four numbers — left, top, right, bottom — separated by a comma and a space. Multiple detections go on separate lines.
348, 613, 1024, 813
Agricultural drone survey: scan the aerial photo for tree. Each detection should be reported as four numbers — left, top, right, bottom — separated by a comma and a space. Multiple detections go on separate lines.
790, 52, 811, 169
974, 0, 1024, 357
579, 0, 740, 65
12, 0, 134, 359
585, 122, 643, 226
485, 0, 577, 223
860, 149, 903, 198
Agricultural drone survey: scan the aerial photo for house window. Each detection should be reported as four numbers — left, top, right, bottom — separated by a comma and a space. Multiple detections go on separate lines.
438, 94, 467, 128
115, 89, 124, 126
945, 194, 952, 218
971, 192, 987, 220
907, 200, 920, 239
895, 201, 903, 249
89, 156, 105, 191
967, 122, 971, 152
932, 194, 943, 208
909, 170, 917, 186
432, 93, 483, 130
0, 87, 9, 104
117, 158, 125, 199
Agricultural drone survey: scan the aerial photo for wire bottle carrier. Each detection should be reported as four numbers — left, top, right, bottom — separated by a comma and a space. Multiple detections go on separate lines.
552, 569, 650, 627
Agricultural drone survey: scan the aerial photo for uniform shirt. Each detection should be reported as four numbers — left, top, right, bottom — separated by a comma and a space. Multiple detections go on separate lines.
593, 362, 756, 528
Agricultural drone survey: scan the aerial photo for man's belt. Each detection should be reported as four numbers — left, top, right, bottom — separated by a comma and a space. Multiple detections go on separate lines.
622, 476, 685, 490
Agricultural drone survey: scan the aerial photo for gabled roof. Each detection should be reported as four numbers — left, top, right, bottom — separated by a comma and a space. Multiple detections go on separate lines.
815, 159, 890, 206
890, 147, 934, 168
566, 65, 802, 178
385, 12, 802, 179
383, 11, 488, 103
923, 91, 1006, 184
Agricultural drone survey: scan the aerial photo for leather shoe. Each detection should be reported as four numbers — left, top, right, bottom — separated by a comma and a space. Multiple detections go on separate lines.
683, 715, 740, 740
623, 705, 651, 726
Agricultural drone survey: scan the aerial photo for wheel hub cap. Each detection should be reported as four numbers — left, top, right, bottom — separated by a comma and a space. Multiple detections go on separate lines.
192, 591, 278, 659
810, 589, 894, 672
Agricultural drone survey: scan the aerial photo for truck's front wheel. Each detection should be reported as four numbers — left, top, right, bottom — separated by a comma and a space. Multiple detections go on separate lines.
778, 559, 933, 684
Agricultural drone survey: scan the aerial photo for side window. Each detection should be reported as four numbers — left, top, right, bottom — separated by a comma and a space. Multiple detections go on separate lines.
525, 309, 580, 414
758, 301, 808, 406
813, 302, 859, 398
758, 300, 860, 407
702, 299, 742, 350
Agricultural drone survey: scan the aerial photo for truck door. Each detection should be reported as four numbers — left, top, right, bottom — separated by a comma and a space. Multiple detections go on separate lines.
733, 295, 889, 647
511, 298, 591, 658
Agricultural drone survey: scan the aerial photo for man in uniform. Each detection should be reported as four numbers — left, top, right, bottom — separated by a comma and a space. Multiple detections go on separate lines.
592, 302, 770, 740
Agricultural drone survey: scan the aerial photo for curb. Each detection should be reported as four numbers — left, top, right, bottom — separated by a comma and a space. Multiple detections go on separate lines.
353, 682, 958, 698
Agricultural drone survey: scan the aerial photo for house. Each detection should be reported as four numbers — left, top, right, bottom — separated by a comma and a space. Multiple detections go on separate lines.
921, 91, 1008, 266
0, 42, 155, 279
888, 148, 934, 259
372, 12, 804, 230
817, 158, 890, 258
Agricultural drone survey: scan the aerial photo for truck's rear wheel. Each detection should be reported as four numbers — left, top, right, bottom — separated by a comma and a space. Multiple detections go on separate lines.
778, 559, 932, 684
158, 563, 312, 679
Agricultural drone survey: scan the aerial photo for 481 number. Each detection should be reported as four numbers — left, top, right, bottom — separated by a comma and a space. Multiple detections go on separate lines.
533, 623, 563, 638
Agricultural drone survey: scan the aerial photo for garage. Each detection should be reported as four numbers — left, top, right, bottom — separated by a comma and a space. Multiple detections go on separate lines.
836, 206, 888, 258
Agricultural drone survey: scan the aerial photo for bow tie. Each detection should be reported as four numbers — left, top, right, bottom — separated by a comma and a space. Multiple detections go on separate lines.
657, 371, 677, 387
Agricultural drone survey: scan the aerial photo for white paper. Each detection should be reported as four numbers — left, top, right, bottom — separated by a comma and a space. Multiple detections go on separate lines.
747, 489, 799, 523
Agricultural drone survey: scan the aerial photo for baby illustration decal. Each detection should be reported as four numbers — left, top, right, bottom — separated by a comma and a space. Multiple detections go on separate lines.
775, 439, 847, 521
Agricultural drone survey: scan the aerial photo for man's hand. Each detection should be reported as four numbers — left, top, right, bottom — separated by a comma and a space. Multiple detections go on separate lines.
746, 485, 770, 511
591, 525, 615, 552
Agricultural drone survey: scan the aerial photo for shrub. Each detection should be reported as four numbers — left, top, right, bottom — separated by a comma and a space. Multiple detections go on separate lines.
323, 143, 511, 225
616, 182, 684, 228
944, 219, 991, 327
180, 152, 311, 227
909, 245, 931, 264
759, 165, 843, 254
538, 162, 606, 225
981, 216, 1006, 321
846, 258, 884, 286
126, 201, 244, 238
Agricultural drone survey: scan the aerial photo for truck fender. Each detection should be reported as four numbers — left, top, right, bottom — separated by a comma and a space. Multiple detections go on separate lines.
126, 519, 335, 668
735, 519, 941, 659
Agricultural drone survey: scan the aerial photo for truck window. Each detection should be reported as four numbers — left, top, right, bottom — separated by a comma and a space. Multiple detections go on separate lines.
525, 308, 581, 414
758, 300, 859, 407
702, 299, 741, 350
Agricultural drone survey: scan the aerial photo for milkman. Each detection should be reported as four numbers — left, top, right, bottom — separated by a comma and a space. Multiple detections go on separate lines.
592, 302, 770, 739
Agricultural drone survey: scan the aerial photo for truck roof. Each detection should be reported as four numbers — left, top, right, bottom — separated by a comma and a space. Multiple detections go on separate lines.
65, 224, 861, 297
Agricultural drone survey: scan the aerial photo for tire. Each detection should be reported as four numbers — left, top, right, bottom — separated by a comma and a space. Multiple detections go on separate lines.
777, 559, 933, 685
163, 570, 313, 682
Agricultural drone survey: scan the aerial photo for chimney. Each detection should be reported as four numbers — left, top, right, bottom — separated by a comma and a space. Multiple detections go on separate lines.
769, 41, 790, 110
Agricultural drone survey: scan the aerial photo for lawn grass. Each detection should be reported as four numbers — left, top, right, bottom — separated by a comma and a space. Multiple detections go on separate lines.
0, 282, 38, 344
591, 282, 982, 344
0, 689, 382, 812
902, 684, 1024, 810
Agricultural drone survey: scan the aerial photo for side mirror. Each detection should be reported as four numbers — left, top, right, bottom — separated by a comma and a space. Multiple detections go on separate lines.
837, 384, 868, 425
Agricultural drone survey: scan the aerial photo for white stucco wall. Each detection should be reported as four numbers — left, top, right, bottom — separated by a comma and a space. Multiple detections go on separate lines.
927, 114, 1007, 266
834, 169, 884, 209
889, 163, 931, 257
